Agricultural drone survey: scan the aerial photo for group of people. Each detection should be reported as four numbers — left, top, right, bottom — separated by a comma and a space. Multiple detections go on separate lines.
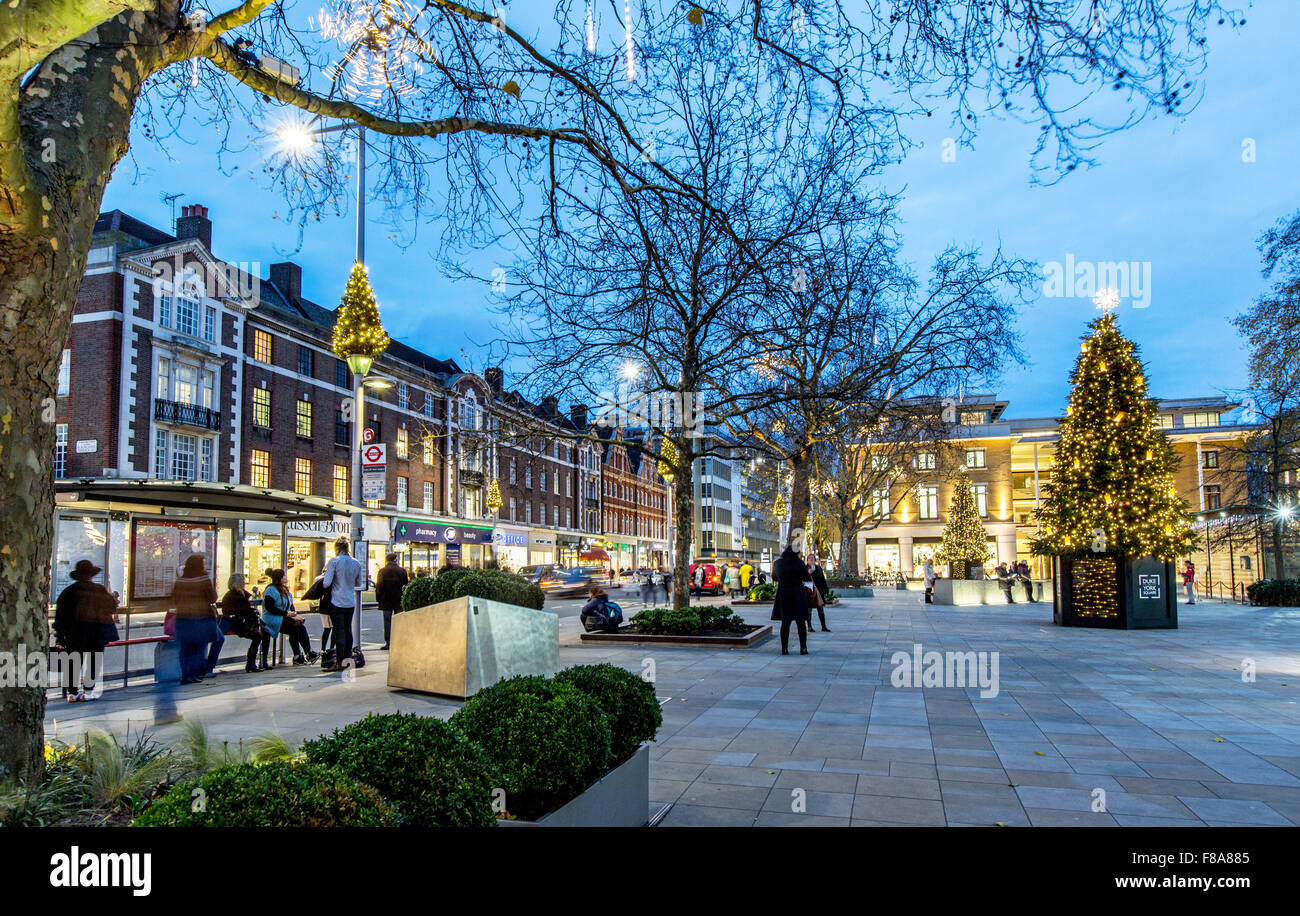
635, 568, 673, 606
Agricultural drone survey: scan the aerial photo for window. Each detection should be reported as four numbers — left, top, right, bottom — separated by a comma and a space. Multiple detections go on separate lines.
58, 350, 70, 396
333, 465, 349, 503
460, 399, 478, 430
971, 483, 988, 518
294, 457, 312, 495
509, 497, 517, 521
1205, 485, 1221, 510
199, 438, 213, 481
172, 434, 196, 481
509, 459, 516, 484
201, 370, 215, 409
175, 291, 199, 337
960, 410, 988, 426
297, 346, 314, 378
871, 455, 889, 471
252, 387, 271, 428
871, 487, 890, 519
252, 328, 272, 363
335, 409, 349, 446
423, 436, 436, 466
396, 427, 409, 459
1158, 414, 1175, 429
156, 357, 170, 400
250, 450, 270, 488
918, 485, 939, 520
54, 424, 67, 478
397, 382, 409, 410
335, 359, 349, 389
203, 306, 216, 343
396, 476, 408, 511
1202, 450, 1219, 469
1187, 411, 1221, 428
296, 398, 312, 438
157, 292, 171, 328
566, 474, 572, 497
154, 430, 168, 479
916, 452, 935, 470
553, 506, 559, 527
174, 363, 197, 405
540, 470, 547, 492
554, 472, 560, 495
423, 394, 434, 419
965, 449, 986, 469
565, 507, 572, 528
525, 467, 532, 488
423, 481, 434, 514
525, 501, 533, 523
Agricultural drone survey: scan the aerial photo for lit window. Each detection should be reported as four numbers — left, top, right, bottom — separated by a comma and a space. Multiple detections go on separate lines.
333, 464, 349, 503
1204, 485, 1221, 510
294, 457, 311, 495
174, 364, 197, 405
296, 398, 312, 438
971, 483, 988, 518
871, 455, 889, 471
252, 388, 271, 428
249, 450, 270, 488
423, 436, 436, 465
960, 411, 988, 426
918, 486, 939, 520
424, 481, 434, 513
966, 449, 986, 469
871, 487, 890, 519
916, 452, 935, 470
252, 328, 272, 363
396, 427, 409, 459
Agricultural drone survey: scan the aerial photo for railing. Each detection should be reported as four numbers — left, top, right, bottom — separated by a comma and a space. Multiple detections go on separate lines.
154, 397, 221, 431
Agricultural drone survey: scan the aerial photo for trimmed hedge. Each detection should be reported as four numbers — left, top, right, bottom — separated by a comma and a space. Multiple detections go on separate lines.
450, 675, 611, 820
555, 664, 662, 763
747, 583, 777, 601
401, 567, 544, 612
132, 761, 394, 827
301, 714, 498, 827
1246, 578, 1300, 606
628, 606, 749, 635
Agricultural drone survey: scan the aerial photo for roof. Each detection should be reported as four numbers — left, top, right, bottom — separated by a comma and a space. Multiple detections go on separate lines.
56, 477, 362, 521
94, 210, 176, 250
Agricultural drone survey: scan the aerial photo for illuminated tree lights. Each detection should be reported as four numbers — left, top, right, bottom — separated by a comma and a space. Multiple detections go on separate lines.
486, 479, 503, 512
1069, 556, 1120, 619
656, 436, 678, 481
936, 468, 991, 570
332, 261, 390, 361
1034, 313, 1195, 561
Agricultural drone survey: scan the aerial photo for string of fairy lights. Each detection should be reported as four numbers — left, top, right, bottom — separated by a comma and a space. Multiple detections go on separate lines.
332, 262, 390, 360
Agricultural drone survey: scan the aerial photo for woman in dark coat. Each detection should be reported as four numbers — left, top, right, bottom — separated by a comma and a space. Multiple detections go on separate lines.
809, 559, 830, 632
770, 546, 813, 655
220, 573, 271, 673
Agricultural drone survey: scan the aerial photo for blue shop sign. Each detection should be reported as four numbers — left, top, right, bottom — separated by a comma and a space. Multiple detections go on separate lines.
394, 519, 494, 544
492, 531, 528, 547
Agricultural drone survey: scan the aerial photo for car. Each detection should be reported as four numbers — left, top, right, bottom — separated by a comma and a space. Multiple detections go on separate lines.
518, 564, 562, 585
539, 567, 595, 597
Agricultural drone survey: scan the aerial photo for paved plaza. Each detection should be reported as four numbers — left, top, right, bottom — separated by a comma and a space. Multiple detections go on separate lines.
45, 591, 1300, 827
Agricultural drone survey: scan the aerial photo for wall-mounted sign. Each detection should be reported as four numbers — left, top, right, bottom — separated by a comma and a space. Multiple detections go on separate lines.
393, 519, 493, 544
361, 443, 386, 501
492, 531, 528, 547
287, 519, 352, 539
75, 439, 98, 453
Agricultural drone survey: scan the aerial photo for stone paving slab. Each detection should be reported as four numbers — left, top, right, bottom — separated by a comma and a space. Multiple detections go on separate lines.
44, 592, 1300, 827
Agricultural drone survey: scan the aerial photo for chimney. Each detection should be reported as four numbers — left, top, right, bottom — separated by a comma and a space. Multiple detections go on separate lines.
270, 262, 303, 303
484, 367, 504, 394
570, 404, 589, 429
541, 395, 559, 418
175, 204, 212, 249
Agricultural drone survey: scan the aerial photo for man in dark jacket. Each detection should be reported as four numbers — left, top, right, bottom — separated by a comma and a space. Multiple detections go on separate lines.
53, 559, 118, 700
374, 553, 409, 650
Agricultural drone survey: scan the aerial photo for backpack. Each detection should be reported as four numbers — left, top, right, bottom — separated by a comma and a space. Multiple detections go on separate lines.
604, 601, 623, 626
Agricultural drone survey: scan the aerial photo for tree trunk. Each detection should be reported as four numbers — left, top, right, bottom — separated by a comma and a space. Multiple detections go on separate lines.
671, 437, 695, 610
839, 527, 859, 577
787, 446, 812, 543
0, 11, 153, 780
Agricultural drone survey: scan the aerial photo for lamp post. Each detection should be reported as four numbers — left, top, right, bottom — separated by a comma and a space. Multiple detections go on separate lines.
346, 362, 392, 649
275, 120, 367, 264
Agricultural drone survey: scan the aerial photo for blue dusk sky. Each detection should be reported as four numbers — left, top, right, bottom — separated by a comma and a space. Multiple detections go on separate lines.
100, 3, 1299, 419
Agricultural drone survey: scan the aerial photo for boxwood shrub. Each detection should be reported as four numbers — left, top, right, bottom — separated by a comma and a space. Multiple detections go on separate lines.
400, 567, 544, 611
301, 713, 498, 827
400, 575, 439, 611
450, 675, 611, 820
132, 761, 394, 827
748, 583, 777, 601
555, 664, 662, 763
1246, 578, 1300, 606
630, 607, 700, 634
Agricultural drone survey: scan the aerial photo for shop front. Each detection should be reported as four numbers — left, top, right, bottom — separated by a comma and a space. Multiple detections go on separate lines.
527, 531, 556, 567
558, 534, 584, 568
491, 526, 529, 572
392, 518, 495, 569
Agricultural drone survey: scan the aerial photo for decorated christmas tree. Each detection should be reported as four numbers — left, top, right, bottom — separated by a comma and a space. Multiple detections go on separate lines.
656, 435, 678, 481
486, 479, 503, 512
936, 467, 989, 575
332, 261, 390, 361
1034, 311, 1195, 560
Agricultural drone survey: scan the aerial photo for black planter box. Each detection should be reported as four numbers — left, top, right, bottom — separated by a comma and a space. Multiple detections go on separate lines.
950, 560, 985, 581
1051, 554, 1178, 629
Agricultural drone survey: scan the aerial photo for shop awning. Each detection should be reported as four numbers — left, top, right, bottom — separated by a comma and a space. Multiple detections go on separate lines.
56, 477, 362, 522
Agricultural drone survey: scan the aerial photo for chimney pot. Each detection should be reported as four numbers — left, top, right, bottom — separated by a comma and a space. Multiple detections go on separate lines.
175, 203, 212, 249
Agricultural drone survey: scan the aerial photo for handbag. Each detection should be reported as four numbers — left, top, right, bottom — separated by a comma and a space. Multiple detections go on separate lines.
163, 610, 177, 638
303, 576, 326, 602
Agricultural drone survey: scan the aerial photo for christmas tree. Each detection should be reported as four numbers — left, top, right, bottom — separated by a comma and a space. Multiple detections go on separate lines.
486, 479, 503, 512
656, 436, 678, 481
936, 467, 990, 570
332, 261, 390, 360
1034, 311, 1195, 560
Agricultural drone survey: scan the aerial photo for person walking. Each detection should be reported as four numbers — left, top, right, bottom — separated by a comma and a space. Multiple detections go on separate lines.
262, 568, 316, 664
1182, 560, 1197, 604
739, 560, 754, 593
639, 569, 656, 607
771, 544, 814, 655
171, 554, 221, 685
220, 573, 271, 673
810, 558, 830, 631
323, 537, 364, 671
374, 552, 408, 651
53, 559, 118, 701
1016, 560, 1036, 602
922, 558, 937, 604
995, 563, 1016, 603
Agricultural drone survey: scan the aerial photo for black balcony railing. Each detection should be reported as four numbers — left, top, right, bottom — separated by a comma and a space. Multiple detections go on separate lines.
155, 398, 221, 431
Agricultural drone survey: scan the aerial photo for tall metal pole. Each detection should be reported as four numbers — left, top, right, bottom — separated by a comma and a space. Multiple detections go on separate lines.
355, 126, 366, 265
351, 380, 367, 654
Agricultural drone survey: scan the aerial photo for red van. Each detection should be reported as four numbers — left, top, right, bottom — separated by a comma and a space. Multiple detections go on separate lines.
688, 561, 723, 596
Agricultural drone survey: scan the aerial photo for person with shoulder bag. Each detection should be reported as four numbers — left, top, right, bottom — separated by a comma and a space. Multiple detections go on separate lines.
171, 554, 222, 684
261, 568, 318, 666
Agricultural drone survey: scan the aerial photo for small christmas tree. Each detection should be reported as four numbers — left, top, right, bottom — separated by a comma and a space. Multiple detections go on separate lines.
656, 436, 678, 481
1034, 311, 1195, 560
936, 467, 989, 576
332, 261, 390, 361
486, 479, 503, 512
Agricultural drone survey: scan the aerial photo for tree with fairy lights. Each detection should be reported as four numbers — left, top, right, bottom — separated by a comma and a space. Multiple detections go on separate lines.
1035, 301, 1194, 628
486, 479, 503, 514
936, 468, 990, 579
332, 262, 390, 361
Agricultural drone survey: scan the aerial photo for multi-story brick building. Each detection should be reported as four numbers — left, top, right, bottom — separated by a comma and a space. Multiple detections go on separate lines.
50, 205, 662, 600
856, 393, 1280, 596
596, 428, 672, 572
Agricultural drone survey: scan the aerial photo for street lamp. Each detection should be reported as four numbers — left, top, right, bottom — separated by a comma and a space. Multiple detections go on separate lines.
273, 118, 369, 264
348, 371, 394, 648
